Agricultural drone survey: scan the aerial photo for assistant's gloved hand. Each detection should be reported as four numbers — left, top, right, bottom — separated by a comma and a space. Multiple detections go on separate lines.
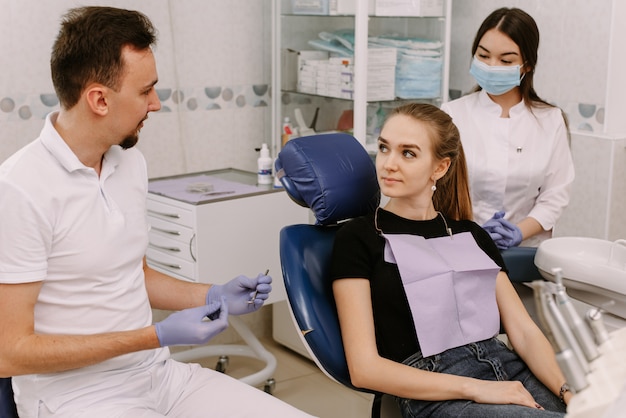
206, 273, 272, 315
154, 298, 228, 347
482, 211, 507, 243
482, 211, 522, 250
493, 217, 523, 249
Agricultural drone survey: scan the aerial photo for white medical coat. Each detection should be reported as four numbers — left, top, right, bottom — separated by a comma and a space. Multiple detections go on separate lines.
441, 90, 575, 247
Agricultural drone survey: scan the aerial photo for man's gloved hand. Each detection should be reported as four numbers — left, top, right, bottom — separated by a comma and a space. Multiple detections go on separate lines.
482, 211, 523, 250
206, 273, 272, 315
154, 298, 228, 347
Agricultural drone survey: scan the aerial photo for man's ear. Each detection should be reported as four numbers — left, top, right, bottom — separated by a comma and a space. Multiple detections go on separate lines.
84, 84, 108, 116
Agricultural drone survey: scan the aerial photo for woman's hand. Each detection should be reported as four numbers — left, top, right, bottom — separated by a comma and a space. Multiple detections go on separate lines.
470, 380, 543, 410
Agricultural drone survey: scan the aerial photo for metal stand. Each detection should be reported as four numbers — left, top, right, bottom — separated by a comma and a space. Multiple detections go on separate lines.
170, 316, 277, 392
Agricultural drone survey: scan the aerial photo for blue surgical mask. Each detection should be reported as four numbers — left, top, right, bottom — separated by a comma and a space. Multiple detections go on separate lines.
469, 57, 523, 96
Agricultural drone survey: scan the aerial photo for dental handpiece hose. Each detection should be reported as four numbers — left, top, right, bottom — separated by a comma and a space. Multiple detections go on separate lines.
552, 268, 600, 363
546, 289, 591, 392
532, 281, 589, 393
586, 308, 610, 346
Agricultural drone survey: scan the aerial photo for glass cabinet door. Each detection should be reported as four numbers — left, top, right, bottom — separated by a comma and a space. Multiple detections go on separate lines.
271, 0, 450, 154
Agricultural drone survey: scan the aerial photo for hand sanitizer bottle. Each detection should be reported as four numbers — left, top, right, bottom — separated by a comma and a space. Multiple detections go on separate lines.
282, 117, 295, 146
257, 143, 273, 185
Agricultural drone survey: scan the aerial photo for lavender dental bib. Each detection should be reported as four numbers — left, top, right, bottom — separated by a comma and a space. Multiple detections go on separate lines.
383, 231, 501, 357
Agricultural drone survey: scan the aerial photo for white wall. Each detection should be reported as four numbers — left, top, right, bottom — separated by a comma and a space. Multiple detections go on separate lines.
448, 0, 612, 134
604, 0, 626, 134
556, 133, 626, 241
0, 0, 272, 179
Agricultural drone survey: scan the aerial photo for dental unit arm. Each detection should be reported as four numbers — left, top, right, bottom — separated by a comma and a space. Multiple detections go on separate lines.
531, 279, 589, 393
586, 306, 611, 346
552, 268, 600, 363
533, 238, 626, 416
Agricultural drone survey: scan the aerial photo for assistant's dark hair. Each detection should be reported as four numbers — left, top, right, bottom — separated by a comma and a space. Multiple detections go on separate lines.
471, 7, 553, 109
51, 6, 157, 110
387, 103, 472, 221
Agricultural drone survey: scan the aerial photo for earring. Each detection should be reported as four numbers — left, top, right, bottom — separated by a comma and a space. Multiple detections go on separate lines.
431, 184, 437, 192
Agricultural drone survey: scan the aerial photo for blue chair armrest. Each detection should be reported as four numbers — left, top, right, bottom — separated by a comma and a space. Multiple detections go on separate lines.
0, 378, 18, 418
501, 247, 544, 283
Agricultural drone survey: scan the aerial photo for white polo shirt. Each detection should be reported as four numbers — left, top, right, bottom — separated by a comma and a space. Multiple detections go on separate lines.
441, 91, 575, 246
0, 112, 169, 415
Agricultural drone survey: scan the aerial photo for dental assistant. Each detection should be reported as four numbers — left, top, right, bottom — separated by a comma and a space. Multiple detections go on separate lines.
441, 7, 574, 249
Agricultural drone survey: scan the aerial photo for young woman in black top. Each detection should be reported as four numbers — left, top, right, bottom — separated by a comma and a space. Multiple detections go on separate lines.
330, 103, 570, 417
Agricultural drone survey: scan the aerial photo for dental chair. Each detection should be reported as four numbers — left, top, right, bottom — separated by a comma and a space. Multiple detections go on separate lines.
276, 133, 401, 418
0, 378, 18, 418
275, 133, 545, 417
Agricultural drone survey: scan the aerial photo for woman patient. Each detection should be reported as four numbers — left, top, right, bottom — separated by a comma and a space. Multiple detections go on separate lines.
329, 103, 570, 417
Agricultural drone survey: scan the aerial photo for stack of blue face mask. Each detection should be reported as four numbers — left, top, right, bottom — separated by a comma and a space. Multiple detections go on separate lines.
370, 36, 443, 99
307, 29, 355, 57
305, 31, 444, 100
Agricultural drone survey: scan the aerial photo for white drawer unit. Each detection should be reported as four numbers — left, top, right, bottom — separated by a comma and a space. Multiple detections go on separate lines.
146, 168, 311, 304
146, 168, 311, 390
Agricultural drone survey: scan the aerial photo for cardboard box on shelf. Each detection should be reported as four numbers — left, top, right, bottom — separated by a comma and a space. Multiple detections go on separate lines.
368, 47, 398, 66
367, 65, 396, 85
293, 49, 396, 101
329, 47, 397, 67
298, 51, 330, 68
375, 0, 444, 17
329, 0, 375, 15
283, 49, 329, 91
291, 0, 329, 15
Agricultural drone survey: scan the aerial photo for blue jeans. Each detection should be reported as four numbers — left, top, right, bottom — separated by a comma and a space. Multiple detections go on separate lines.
396, 337, 567, 418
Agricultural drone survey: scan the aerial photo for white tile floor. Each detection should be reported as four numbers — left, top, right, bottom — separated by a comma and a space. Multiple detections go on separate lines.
193, 337, 374, 418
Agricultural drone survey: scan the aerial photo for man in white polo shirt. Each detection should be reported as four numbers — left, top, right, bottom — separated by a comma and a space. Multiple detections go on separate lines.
0, 6, 314, 418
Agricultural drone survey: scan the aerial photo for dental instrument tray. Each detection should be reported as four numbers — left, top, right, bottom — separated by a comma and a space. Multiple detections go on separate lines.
148, 168, 277, 205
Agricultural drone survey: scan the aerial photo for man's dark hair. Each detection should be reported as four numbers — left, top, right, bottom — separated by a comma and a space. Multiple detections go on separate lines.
51, 6, 157, 109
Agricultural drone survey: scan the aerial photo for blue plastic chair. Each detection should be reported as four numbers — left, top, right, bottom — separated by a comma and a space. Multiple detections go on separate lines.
279, 224, 354, 387
276, 133, 401, 418
275, 133, 543, 417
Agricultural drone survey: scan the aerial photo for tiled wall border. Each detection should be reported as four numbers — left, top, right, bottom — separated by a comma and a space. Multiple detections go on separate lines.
0, 84, 270, 121
0, 85, 605, 135
563, 102, 605, 133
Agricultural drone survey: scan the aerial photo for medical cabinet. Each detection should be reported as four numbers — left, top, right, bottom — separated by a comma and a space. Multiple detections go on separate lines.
146, 168, 310, 303
146, 168, 311, 389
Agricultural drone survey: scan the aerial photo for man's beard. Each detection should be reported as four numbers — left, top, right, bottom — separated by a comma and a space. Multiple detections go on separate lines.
119, 133, 139, 150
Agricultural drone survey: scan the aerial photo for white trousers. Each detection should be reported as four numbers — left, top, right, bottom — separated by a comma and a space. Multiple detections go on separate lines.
36, 359, 316, 418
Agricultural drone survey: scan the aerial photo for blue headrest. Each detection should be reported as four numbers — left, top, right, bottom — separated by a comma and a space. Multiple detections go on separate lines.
275, 133, 380, 225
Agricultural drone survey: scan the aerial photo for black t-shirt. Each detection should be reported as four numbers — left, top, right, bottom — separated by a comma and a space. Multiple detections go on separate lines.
329, 208, 506, 363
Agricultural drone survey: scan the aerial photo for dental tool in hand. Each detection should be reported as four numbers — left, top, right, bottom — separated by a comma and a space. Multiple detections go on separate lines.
248, 269, 269, 304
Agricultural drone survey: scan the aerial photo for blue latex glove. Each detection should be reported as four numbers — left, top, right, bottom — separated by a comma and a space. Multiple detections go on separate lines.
482, 211, 507, 244
206, 273, 272, 315
493, 217, 523, 249
154, 297, 228, 347
482, 211, 522, 250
